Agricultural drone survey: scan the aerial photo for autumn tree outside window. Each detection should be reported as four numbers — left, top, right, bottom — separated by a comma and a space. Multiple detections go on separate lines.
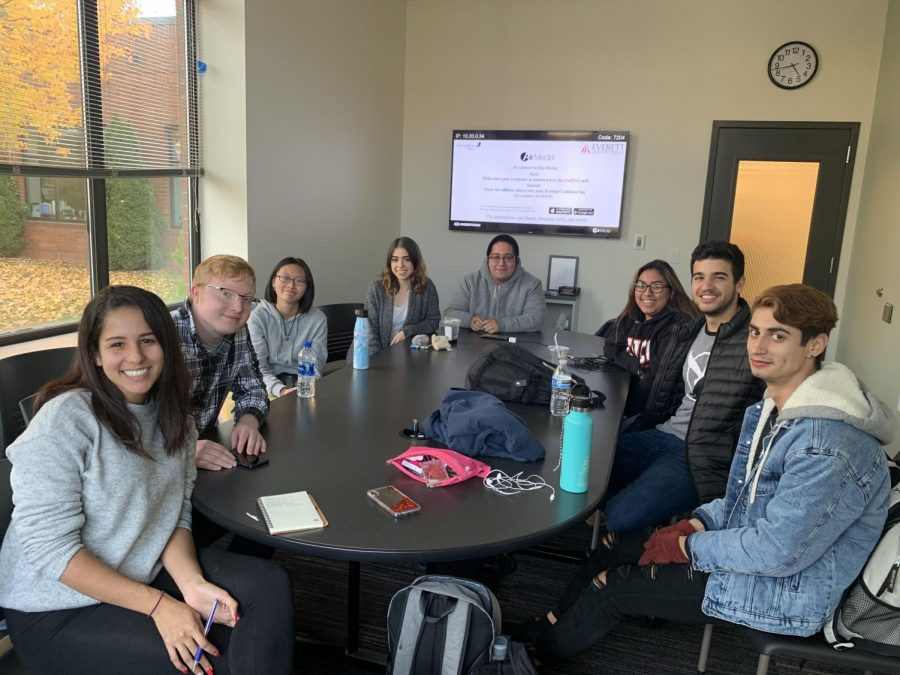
0, 0, 201, 344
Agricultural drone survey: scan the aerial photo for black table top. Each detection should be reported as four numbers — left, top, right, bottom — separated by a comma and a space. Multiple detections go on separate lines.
192, 329, 628, 563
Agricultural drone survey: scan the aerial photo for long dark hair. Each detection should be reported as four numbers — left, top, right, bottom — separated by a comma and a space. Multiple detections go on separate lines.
615, 259, 698, 325
36, 286, 192, 457
381, 236, 428, 296
264, 257, 316, 313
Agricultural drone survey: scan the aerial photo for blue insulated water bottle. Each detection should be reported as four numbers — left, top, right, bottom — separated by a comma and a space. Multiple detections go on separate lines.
560, 389, 593, 493
352, 308, 370, 370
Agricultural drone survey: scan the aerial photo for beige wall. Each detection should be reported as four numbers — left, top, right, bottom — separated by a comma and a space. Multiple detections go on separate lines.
839, 0, 900, 456
400, 0, 887, 339
243, 0, 407, 303
198, 0, 249, 259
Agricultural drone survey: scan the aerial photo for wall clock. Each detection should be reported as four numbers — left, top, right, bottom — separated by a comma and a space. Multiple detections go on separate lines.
768, 41, 818, 89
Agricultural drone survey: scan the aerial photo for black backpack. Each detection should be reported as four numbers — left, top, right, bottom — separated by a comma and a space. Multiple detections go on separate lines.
387, 575, 537, 675
465, 343, 585, 405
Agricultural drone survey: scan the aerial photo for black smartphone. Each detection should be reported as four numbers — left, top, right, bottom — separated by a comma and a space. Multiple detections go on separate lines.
232, 450, 270, 469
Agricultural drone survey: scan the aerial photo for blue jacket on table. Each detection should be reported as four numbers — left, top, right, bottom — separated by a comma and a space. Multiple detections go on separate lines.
686, 362, 896, 636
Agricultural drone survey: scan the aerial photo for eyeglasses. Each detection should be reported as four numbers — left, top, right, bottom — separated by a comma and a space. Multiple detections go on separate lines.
275, 274, 307, 287
488, 255, 516, 264
205, 285, 257, 308
634, 281, 670, 293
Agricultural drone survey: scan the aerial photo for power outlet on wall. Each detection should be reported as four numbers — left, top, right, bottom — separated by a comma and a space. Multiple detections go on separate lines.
633, 234, 646, 250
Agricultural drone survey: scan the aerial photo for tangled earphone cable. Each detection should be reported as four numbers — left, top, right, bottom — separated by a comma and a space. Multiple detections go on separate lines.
483, 469, 555, 501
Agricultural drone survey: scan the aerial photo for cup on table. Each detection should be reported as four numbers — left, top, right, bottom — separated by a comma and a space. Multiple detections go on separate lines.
441, 317, 461, 342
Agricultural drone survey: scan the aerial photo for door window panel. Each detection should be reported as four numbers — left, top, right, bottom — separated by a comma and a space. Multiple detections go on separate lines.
730, 160, 819, 304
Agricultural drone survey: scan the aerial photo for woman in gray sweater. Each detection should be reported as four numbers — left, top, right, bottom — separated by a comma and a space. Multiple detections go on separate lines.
364, 236, 440, 352
248, 256, 328, 396
0, 286, 293, 674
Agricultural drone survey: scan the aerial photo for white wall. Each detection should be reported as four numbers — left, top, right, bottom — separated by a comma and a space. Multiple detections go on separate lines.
839, 0, 900, 456
400, 0, 888, 337
198, 0, 249, 259
244, 0, 407, 303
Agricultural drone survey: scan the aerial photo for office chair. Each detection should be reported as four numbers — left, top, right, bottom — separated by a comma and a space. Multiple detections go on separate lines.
0, 347, 76, 455
316, 303, 363, 375
697, 623, 896, 675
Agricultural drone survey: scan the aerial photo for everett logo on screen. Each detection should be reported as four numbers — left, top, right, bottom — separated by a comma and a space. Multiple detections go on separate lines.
519, 152, 554, 162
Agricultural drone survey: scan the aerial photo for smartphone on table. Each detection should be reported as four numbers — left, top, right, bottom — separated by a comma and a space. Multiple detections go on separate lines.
367, 485, 421, 518
232, 449, 270, 468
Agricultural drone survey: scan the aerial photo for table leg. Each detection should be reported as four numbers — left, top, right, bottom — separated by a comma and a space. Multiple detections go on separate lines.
344, 561, 386, 668
347, 561, 361, 654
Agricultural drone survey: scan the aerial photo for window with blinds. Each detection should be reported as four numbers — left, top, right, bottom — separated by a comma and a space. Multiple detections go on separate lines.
0, 0, 201, 345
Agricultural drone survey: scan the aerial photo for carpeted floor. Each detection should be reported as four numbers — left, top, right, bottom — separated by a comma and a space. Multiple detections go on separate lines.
284, 525, 869, 674
0, 525, 875, 674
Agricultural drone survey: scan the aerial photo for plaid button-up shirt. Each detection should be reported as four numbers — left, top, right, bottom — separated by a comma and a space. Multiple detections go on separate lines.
171, 300, 269, 435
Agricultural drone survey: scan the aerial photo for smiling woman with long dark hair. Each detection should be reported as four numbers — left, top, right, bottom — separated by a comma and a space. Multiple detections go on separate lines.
597, 259, 698, 419
362, 236, 440, 352
0, 286, 293, 674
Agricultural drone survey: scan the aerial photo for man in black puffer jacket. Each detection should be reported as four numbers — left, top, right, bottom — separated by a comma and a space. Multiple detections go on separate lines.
601, 242, 764, 533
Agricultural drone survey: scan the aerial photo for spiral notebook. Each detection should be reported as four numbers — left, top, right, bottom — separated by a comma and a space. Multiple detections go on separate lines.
256, 491, 328, 535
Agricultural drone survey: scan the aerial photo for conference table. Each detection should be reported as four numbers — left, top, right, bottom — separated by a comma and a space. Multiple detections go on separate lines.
192, 327, 629, 656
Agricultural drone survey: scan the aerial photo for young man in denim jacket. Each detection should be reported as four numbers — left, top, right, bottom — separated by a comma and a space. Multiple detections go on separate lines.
516, 284, 896, 663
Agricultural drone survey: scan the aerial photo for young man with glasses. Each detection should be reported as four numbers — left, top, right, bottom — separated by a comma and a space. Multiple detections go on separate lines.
600, 241, 764, 534
444, 234, 546, 333
171, 254, 269, 471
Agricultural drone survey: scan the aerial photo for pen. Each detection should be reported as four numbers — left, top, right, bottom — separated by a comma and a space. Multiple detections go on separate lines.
191, 599, 219, 674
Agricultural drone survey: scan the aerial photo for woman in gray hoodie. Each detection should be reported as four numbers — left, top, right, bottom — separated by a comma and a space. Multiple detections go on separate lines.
444, 234, 546, 333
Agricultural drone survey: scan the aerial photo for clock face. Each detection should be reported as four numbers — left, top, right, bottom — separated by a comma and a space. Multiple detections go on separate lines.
769, 41, 818, 89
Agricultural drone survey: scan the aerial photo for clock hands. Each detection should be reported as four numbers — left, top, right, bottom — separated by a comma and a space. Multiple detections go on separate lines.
771, 61, 799, 74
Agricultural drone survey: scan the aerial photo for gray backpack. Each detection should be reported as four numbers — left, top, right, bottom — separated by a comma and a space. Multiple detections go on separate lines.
825, 470, 900, 656
386, 575, 500, 674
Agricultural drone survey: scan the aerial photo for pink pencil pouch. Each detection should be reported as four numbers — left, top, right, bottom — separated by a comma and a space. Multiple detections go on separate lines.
387, 447, 491, 488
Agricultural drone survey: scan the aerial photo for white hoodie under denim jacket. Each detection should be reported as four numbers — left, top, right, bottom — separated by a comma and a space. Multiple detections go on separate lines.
687, 362, 896, 636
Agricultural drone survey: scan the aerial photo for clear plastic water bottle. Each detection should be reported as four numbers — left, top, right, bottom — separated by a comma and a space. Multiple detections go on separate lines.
352, 308, 370, 370
491, 635, 509, 662
550, 345, 572, 416
560, 386, 593, 493
555, 312, 567, 333
296, 341, 316, 398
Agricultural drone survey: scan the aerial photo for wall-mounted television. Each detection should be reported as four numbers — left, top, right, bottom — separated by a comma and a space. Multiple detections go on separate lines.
449, 130, 629, 239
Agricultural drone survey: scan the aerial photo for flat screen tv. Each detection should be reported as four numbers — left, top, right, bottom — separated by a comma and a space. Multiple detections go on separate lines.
449, 130, 628, 238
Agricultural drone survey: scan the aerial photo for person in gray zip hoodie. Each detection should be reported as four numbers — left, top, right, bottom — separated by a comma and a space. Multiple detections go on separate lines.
444, 234, 546, 333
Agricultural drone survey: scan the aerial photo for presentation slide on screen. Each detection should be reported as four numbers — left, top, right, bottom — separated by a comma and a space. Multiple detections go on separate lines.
449, 132, 627, 234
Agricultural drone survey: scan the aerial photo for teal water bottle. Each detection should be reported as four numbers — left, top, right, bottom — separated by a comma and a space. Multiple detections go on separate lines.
560, 388, 593, 493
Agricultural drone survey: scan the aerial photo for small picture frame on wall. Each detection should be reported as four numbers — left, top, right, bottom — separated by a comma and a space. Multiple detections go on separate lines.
547, 255, 579, 292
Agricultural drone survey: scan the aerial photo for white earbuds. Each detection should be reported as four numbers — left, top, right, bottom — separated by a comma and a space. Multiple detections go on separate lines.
483, 469, 556, 502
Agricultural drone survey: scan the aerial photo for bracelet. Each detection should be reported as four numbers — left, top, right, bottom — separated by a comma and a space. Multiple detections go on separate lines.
148, 589, 166, 618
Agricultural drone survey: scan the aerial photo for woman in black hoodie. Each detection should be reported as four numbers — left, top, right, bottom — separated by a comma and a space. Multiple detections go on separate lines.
597, 260, 697, 420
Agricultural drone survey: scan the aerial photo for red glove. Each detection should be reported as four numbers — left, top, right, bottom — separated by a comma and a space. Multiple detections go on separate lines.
652, 518, 697, 539
638, 528, 689, 566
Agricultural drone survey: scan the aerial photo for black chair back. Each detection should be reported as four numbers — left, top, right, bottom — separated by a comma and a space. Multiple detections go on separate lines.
18, 394, 38, 428
0, 347, 76, 455
0, 459, 12, 545
316, 303, 364, 364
